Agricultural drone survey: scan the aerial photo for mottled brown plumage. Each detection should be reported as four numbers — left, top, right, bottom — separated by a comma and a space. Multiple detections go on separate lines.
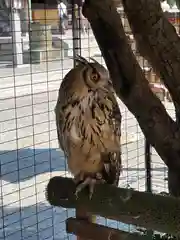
55, 55, 122, 198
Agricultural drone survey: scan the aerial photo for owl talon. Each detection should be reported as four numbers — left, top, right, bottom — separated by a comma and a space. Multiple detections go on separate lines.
75, 177, 92, 198
104, 163, 110, 174
89, 179, 97, 199
74, 175, 105, 199
74, 172, 85, 184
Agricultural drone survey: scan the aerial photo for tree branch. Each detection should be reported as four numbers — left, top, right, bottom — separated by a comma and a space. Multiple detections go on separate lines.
122, 0, 180, 102
82, 0, 180, 170
122, 0, 180, 122
121, 0, 180, 196
46, 176, 180, 235
66, 218, 145, 240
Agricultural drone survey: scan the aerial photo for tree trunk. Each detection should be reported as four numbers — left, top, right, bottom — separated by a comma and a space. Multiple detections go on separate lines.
82, 0, 180, 177
122, 0, 180, 197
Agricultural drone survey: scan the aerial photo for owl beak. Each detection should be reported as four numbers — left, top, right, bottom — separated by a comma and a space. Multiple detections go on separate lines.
106, 80, 113, 90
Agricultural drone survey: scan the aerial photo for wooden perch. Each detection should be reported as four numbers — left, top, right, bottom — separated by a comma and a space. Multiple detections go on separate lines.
82, 0, 180, 171
46, 176, 180, 235
66, 217, 145, 240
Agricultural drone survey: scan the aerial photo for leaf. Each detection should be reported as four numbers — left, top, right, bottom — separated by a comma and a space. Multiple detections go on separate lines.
175, 0, 180, 9
167, 0, 176, 7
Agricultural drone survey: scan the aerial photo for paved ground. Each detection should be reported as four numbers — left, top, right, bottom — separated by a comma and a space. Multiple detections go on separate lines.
0, 31, 175, 240
0, 29, 100, 66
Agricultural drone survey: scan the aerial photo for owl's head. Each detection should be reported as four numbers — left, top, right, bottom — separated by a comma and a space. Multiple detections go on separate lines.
75, 55, 112, 91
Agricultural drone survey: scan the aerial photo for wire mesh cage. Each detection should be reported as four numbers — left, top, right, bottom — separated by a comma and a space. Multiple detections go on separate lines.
0, 0, 176, 239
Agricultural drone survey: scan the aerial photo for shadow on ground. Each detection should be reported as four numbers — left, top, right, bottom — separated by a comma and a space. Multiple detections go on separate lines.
1, 201, 136, 240
1, 145, 167, 184
0, 145, 166, 240
1, 202, 75, 240
1, 148, 67, 183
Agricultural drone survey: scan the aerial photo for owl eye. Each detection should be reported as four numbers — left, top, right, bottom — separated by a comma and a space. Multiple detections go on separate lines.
91, 72, 99, 82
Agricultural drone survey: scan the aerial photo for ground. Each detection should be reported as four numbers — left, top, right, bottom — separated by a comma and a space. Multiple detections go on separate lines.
0, 31, 173, 239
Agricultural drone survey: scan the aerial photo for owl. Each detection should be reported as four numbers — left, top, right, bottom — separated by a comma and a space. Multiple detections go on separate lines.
55, 55, 122, 199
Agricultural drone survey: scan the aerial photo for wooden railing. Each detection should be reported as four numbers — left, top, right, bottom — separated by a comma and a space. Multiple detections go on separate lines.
46, 176, 180, 239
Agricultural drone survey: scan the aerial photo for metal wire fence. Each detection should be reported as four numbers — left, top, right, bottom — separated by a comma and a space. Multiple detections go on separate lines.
0, 0, 174, 239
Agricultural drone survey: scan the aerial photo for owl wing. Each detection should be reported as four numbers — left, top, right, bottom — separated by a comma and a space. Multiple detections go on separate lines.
55, 97, 66, 154
101, 94, 122, 186
55, 82, 79, 158
55, 80, 71, 156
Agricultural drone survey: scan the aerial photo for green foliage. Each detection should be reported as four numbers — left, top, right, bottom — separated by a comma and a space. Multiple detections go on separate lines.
167, 0, 176, 7
166, 0, 180, 9
175, 0, 180, 9
152, 233, 176, 240
140, 230, 178, 240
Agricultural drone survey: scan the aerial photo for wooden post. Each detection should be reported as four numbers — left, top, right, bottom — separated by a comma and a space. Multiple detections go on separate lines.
72, 0, 82, 66
76, 207, 96, 240
66, 218, 146, 240
145, 139, 152, 193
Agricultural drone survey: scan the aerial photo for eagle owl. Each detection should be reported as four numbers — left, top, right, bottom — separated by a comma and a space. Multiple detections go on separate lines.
55, 55, 122, 198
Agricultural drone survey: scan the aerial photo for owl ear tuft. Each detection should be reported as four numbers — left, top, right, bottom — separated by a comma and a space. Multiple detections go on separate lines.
74, 55, 89, 65
89, 57, 100, 65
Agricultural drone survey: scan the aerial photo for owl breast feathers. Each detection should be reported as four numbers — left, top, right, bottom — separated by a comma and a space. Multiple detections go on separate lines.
55, 56, 122, 189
